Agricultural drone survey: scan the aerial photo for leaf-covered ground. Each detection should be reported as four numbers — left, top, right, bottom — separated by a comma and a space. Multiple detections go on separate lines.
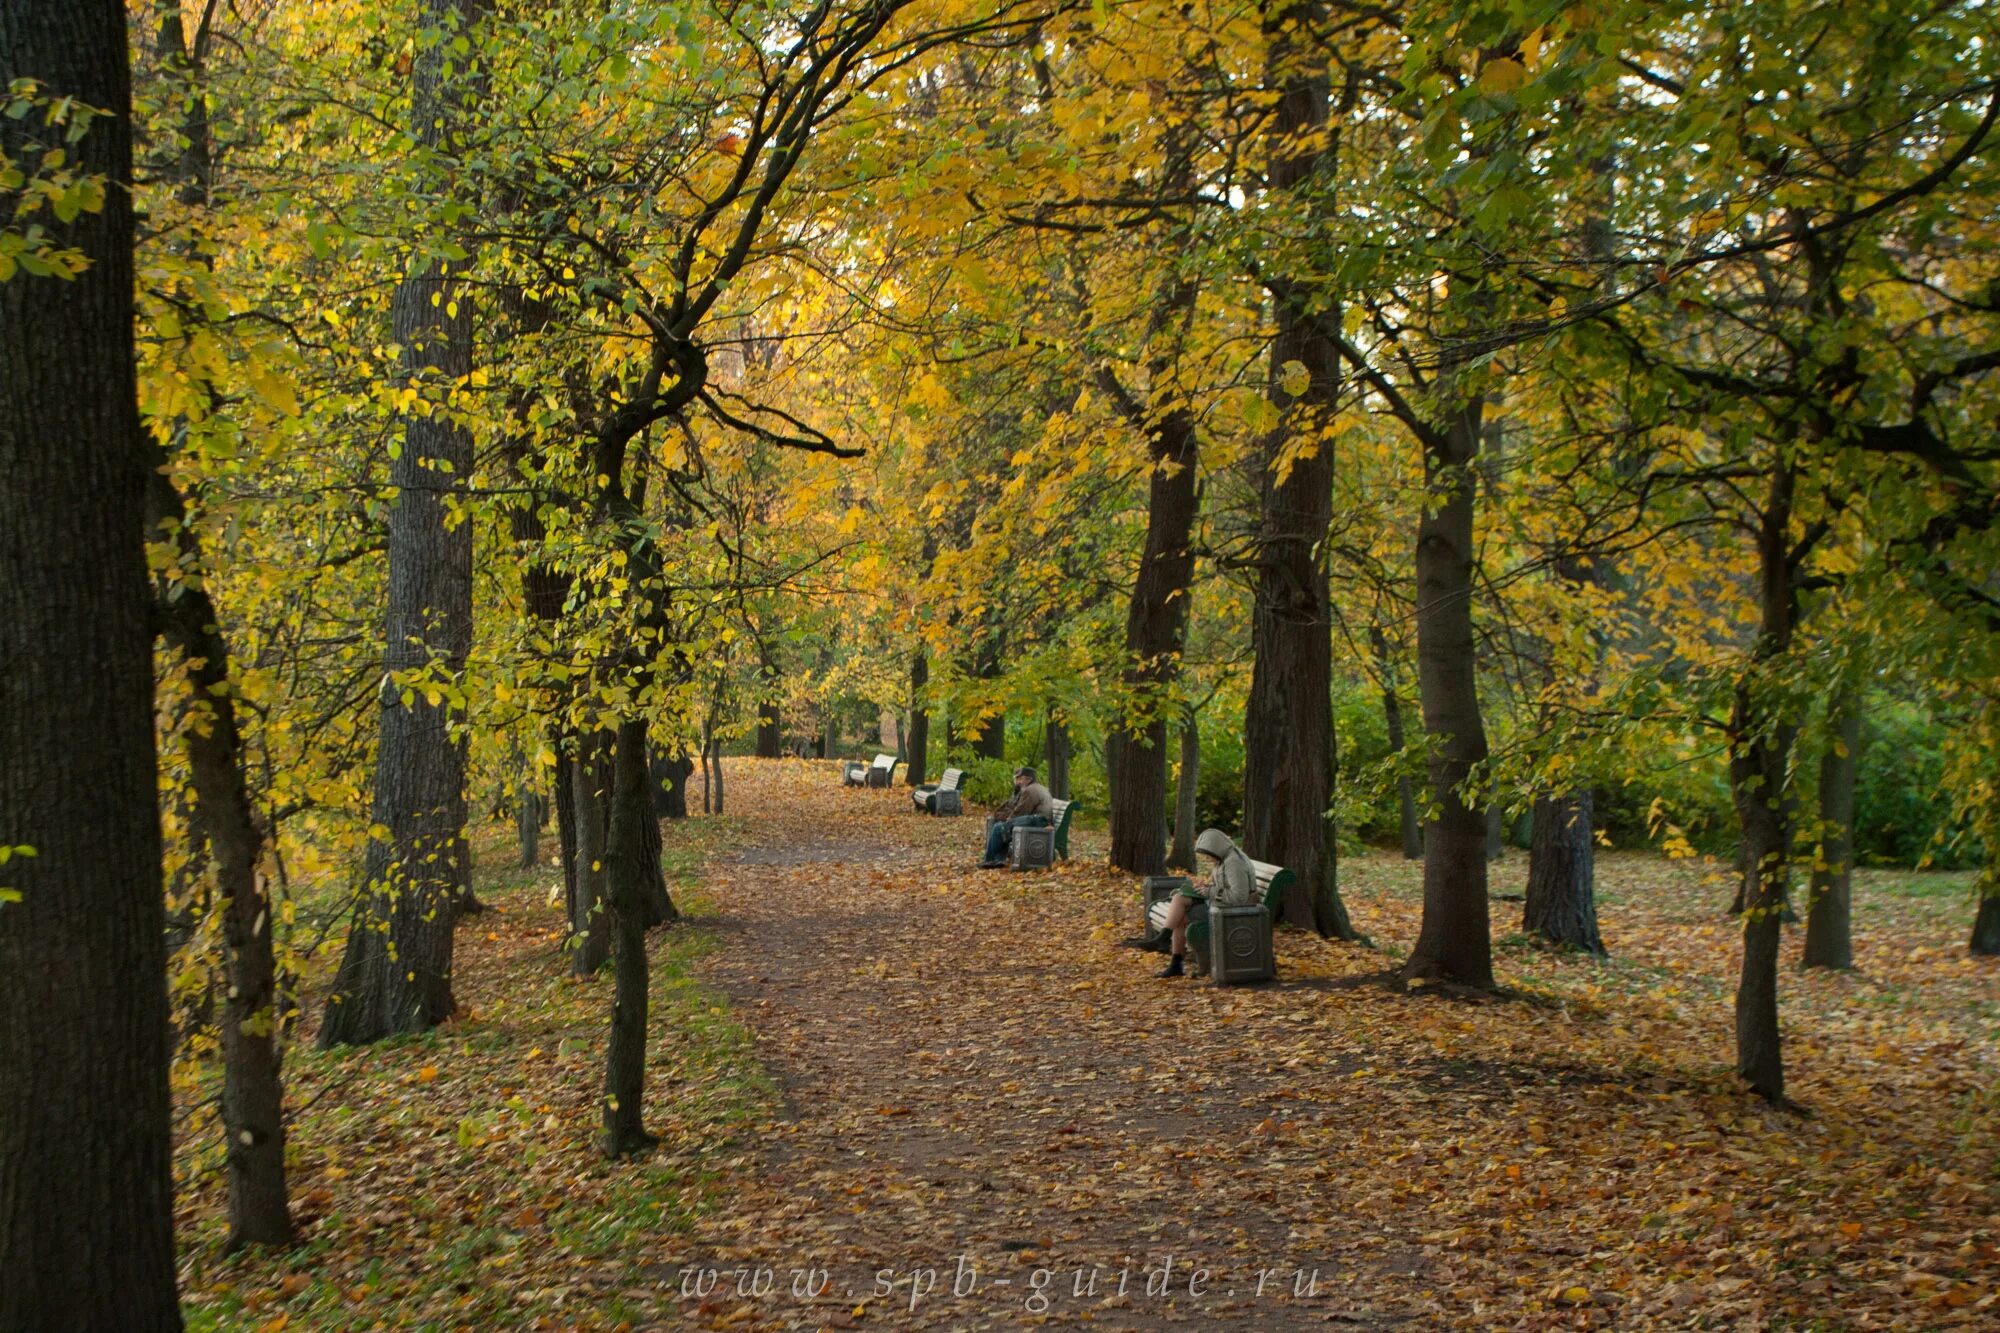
179, 759, 1998, 1330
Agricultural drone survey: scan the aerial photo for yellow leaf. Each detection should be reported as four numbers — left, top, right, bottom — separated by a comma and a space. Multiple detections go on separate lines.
1479, 58, 1527, 92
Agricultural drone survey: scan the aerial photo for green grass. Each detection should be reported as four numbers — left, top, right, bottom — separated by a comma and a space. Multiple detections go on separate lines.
176, 812, 773, 1332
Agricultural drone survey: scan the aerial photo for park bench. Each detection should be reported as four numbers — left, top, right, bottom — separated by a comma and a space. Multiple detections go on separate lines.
842, 753, 899, 788
1008, 798, 1077, 869
1181, 858, 1290, 985
912, 767, 964, 815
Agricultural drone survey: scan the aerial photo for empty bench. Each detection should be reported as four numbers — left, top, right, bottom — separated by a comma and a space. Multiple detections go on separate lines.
912, 767, 964, 814
842, 753, 899, 788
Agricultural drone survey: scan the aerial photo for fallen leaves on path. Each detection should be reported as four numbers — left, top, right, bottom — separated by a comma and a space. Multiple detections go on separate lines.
177, 759, 1998, 1330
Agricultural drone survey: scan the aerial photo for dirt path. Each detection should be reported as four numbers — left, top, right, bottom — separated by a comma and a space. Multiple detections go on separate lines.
660, 764, 1425, 1330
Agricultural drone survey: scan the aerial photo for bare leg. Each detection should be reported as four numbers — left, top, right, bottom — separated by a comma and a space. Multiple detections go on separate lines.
1165, 896, 1190, 957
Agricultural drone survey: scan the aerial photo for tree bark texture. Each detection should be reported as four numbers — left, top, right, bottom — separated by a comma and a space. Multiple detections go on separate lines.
320, 0, 484, 1047
602, 721, 660, 1158
566, 747, 612, 976
1803, 686, 1861, 970
1241, 0, 1355, 939
1972, 883, 2000, 956
147, 467, 294, 1248
905, 650, 930, 784
652, 748, 692, 820
1525, 791, 1603, 954
1404, 399, 1494, 988
1729, 463, 1799, 1104
1107, 399, 1198, 877
0, 1, 182, 1324
1044, 716, 1072, 800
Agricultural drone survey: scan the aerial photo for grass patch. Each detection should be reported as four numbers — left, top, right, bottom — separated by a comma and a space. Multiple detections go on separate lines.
175, 812, 774, 1331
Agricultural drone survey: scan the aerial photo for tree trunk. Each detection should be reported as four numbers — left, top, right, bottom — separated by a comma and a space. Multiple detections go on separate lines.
0, 1, 182, 1322
1044, 715, 1072, 800
653, 749, 692, 820
1729, 463, 1800, 1104
1242, 1, 1356, 939
567, 748, 612, 976
147, 466, 294, 1249
1107, 402, 1199, 876
1803, 686, 1861, 970
601, 720, 660, 1158
517, 785, 542, 869
905, 650, 930, 784
1170, 707, 1200, 871
1372, 627, 1422, 860
1972, 880, 2000, 956
1525, 791, 1603, 954
555, 736, 577, 886
320, 0, 484, 1048
637, 773, 678, 928
754, 653, 782, 758
1403, 398, 1494, 988
973, 716, 1007, 761
709, 736, 726, 815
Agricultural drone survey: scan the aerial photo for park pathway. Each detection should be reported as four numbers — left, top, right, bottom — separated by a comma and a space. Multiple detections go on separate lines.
653, 761, 1430, 1330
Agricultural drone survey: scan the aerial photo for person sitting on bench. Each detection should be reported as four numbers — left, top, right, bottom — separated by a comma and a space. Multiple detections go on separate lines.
1147, 828, 1257, 977
979, 766, 1054, 868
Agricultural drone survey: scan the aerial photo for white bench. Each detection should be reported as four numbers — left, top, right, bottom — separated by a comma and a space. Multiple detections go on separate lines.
912, 767, 964, 814
842, 753, 898, 788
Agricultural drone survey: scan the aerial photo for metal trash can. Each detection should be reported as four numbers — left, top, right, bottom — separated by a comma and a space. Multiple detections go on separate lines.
1209, 904, 1276, 985
1009, 824, 1055, 870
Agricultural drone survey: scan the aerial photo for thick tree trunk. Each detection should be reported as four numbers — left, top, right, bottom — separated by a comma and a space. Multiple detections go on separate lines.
1372, 627, 1422, 860
321, 0, 483, 1047
1525, 791, 1603, 954
1044, 716, 1072, 800
905, 651, 930, 784
0, 1, 181, 1323
1108, 404, 1199, 875
1404, 399, 1494, 988
1729, 464, 1799, 1104
1170, 707, 1200, 871
637, 774, 678, 928
1802, 687, 1861, 970
147, 467, 294, 1249
601, 721, 660, 1158
1241, 0, 1355, 939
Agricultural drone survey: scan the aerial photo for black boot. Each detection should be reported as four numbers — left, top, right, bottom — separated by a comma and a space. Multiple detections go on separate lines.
1157, 954, 1185, 978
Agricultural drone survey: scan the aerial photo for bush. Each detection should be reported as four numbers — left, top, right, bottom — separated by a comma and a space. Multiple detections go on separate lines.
1850, 700, 1980, 869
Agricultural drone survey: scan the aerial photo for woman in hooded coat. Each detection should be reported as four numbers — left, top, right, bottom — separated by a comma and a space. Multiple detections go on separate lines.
1147, 827, 1257, 977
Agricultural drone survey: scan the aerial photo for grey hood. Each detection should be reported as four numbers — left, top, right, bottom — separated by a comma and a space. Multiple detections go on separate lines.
1195, 828, 1237, 861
